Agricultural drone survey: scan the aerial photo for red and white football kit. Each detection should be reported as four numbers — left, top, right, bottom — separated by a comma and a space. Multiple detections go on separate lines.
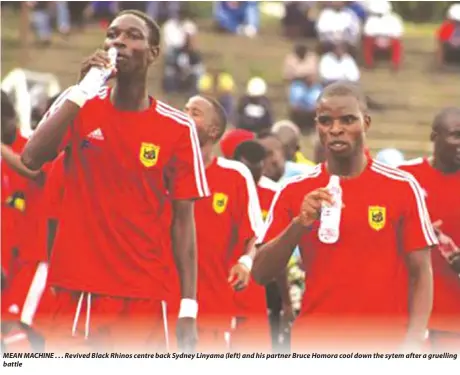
231, 176, 278, 351
400, 157, 460, 350
38, 87, 209, 352
191, 157, 263, 352
257, 160, 438, 352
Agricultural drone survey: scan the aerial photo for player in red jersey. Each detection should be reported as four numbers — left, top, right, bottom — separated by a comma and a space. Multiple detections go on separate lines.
21, 10, 209, 353
182, 95, 264, 352
399, 107, 460, 352
252, 82, 438, 353
230, 140, 277, 352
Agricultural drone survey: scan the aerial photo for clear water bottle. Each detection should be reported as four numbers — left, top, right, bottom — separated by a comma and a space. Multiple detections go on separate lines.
318, 175, 342, 244
82, 47, 118, 91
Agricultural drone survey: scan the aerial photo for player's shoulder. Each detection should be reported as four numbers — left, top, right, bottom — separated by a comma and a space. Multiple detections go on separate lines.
258, 176, 279, 192
216, 157, 254, 184
370, 160, 424, 194
154, 100, 195, 129
396, 157, 426, 173
280, 163, 323, 192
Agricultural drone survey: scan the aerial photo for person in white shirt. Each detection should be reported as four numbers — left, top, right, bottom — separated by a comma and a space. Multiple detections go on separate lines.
162, 10, 198, 57
319, 43, 360, 85
363, 1, 404, 70
315, 2, 362, 54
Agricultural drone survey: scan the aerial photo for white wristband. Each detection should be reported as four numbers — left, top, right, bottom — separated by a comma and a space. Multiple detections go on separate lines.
67, 86, 88, 108
178, 298, 198, 319
238, 255, 253, 271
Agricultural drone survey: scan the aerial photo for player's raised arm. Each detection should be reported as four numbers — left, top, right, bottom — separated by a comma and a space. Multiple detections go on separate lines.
252, 186, 332, 285
21, 50, 115, 170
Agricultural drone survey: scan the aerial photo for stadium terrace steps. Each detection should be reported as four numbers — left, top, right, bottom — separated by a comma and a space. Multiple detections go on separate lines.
1, 7, 458, 160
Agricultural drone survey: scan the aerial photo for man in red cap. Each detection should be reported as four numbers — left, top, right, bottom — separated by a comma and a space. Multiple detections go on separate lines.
219, 129, 255, 159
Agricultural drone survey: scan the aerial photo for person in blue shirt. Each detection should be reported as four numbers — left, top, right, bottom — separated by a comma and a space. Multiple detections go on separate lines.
214, 1, 259, 37
288, 75, 322, 134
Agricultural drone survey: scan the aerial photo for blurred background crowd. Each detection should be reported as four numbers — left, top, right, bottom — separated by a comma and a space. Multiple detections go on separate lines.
1, 0, 459, 351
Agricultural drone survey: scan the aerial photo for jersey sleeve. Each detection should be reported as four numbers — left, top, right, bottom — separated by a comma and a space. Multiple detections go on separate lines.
168, 120, 210, 200
400, 178, 438, 253
233, 168, 264, 249
36, 86, 80, 152
256, 184, 297, 245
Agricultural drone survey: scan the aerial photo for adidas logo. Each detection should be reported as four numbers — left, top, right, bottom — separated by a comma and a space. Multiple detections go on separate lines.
88, 128, 104, 140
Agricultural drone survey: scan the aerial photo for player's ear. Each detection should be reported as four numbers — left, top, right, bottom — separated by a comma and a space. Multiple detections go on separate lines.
209, 124, 219, 141
363, 114, 371, 132
430, 130, 437, 142
148, 45, 160, 65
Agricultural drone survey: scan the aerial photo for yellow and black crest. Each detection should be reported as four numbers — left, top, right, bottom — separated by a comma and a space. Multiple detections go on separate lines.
368, 206, 386, 231
213, 192, 229, 214
139, 142, 160, 167
262, 209, 269, 221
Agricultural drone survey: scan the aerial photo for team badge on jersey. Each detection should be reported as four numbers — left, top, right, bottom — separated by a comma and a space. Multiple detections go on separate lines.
140, 143, 160, 167
213, 193, 229, 214
368, 206, 386, 231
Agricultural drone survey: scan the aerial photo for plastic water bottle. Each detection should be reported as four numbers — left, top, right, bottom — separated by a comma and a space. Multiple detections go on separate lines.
82, 47, 118, 87
318, 175, 342, 244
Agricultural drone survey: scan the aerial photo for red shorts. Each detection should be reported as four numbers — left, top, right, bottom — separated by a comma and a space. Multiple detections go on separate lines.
197, 316, 232, 353
1, 261, 49, 326
39, 288, 169, 353
231, 314, 271, 352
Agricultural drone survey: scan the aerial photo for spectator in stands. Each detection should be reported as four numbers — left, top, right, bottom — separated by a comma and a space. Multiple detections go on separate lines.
163, 34, 204, 94
198, 72, 236, 124
436, 3, 460, 67
162, 8, 198, 58
346, 1, 368, 22
319, 42, 360, 85
282, 44, 319, 82
29, 2, 70, 44
287, 73, 322, 133
363, 1, 404, 71
214, 1, 259, 38
315, 1, 362, 55
144, 1, 181, 24
271, 120, 315, 166
219, 129, 255, 159
88, 1, 118, 28
282, 2, 316, 39
236, 77, 273, 134
375, 148, 405, 167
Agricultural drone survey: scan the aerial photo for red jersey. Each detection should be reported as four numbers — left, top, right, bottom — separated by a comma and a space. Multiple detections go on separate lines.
399, 157, 460, 332
194, 157, 263, 319
233, 176, 278, 316
44, 153, 67, 221
44, 87, 209, 299
258, 160, 438, 347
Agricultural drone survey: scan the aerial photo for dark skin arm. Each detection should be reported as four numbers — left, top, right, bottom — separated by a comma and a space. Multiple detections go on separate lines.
1, 144, 44, 182
404, 249, 433, 346
171, 199, 198, 352
21, 50, 112, 170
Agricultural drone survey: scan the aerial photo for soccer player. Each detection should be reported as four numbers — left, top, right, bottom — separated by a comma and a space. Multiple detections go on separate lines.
252, 81, 438, 353
231, 140, 277, 352
183, 95, 264, 352
21, 10, 209, 353
399, 107, 460, 352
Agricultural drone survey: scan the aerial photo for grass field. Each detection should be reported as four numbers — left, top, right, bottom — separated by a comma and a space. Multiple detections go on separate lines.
2, 5, 459, 160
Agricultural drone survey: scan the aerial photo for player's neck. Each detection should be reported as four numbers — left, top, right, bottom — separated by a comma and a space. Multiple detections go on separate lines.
326, 152, 367, 178
430, 155, 458, 174
201, 143, 215, 167
111, 75, 149, 112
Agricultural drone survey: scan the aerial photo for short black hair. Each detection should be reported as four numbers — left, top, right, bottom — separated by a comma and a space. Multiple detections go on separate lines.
233, 140, 267, 163
1, 90, 16, 121
318, 81, 368, 111
117, 9, 161, 46
201, 95, 228, 141
432, 107, 460, 132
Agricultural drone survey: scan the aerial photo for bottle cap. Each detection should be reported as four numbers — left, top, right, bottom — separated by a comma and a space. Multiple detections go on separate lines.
329, 175, 340, 186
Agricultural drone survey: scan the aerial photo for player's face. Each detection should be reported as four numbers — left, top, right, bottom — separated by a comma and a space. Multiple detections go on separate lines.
435, 114, 460, 169
315, 95, 370, 159
104, 14, 158, 74
258, 137, 286, 182
184, 96, 216, 146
